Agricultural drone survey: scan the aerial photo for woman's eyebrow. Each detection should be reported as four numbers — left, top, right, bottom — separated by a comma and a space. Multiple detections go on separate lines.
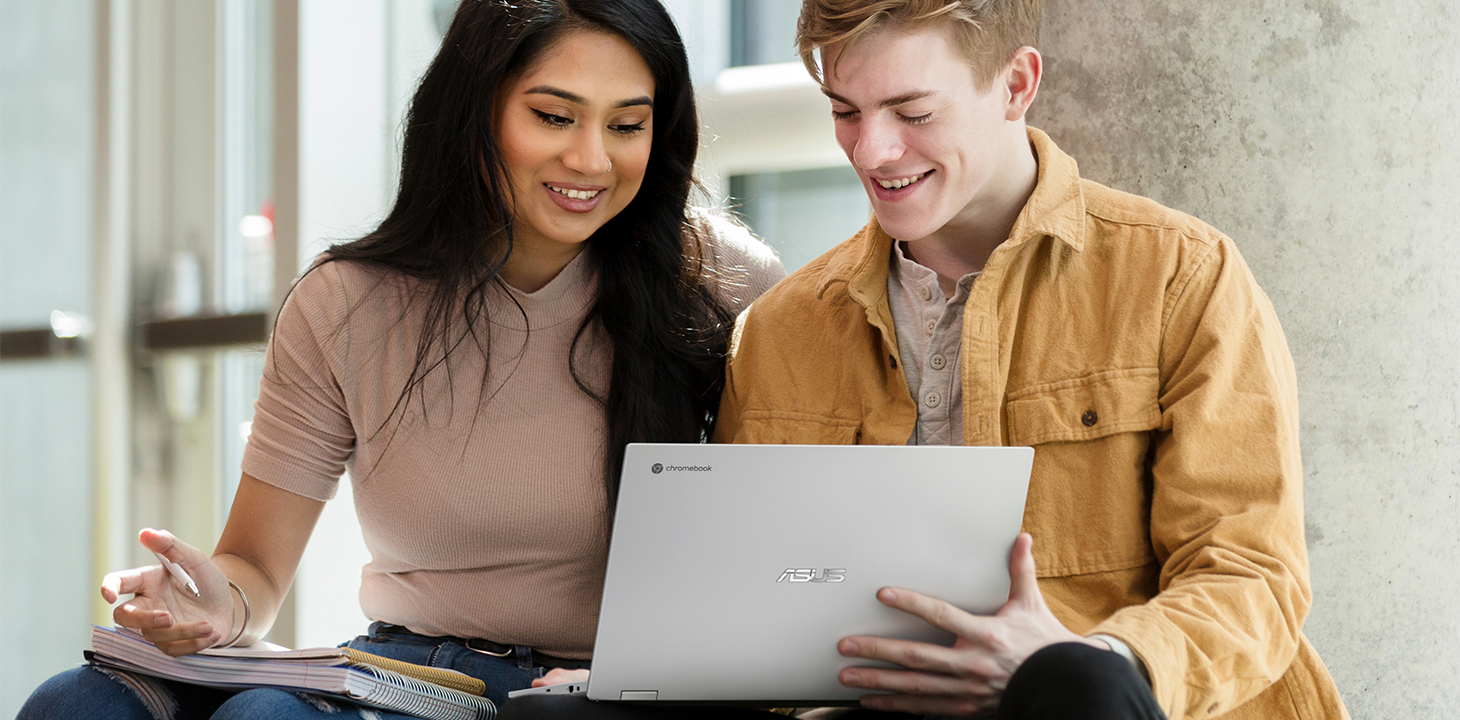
524, 85, 653, 109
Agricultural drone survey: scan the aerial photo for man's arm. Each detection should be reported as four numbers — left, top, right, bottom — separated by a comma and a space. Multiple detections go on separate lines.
1088, 235, 1310, 718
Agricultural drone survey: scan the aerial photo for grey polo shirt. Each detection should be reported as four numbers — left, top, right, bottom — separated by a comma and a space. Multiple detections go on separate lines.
886, 242, 980, 446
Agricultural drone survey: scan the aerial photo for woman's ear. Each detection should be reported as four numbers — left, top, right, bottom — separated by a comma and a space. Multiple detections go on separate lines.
1004, 46, 1042, 122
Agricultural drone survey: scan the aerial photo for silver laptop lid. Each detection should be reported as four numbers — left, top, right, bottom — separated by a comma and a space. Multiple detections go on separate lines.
588, 443, 1033, 705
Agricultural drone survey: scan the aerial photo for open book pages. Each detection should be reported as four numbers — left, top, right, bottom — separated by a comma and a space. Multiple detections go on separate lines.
89, 626, 495, 720
195, 633, 485, 696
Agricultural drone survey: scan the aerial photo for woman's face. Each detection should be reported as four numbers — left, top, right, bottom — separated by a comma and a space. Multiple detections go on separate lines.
497, 30, 656, 256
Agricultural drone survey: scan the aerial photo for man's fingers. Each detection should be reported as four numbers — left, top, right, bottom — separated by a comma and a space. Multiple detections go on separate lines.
875, 586, 983, 639
1006, 532, 1041, 607
840, 665, 990, 697
838, 635, 965, 676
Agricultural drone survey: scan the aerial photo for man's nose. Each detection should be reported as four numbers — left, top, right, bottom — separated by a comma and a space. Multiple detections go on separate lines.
852, 118, 904, 171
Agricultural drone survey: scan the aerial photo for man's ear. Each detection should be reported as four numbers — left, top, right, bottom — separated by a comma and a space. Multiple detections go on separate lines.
1004, 46, 1042, 122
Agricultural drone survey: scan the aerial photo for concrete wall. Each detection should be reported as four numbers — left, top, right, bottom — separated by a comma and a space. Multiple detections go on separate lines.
1029, 2, 1460, 717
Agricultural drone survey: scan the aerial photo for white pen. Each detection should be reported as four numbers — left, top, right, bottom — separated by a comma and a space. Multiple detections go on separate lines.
152, 551, 201, 598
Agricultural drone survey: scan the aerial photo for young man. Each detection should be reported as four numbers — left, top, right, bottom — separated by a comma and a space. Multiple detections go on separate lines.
712, 1, 1350, 719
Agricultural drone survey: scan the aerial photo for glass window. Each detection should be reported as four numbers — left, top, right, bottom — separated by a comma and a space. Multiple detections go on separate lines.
0, 3, 98, 715
730, 0, 802, 67
729, 167, 870, 274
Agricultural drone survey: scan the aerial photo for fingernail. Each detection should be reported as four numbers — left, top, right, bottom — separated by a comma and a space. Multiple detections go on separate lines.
880, 588, 898, 602
197, 623, 211, 636
843, 670, 860, 685
840, 639, 858, 654
156, 614, 172, 629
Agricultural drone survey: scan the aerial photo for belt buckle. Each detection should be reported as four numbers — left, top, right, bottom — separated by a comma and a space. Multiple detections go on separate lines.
463, 638, 513, 658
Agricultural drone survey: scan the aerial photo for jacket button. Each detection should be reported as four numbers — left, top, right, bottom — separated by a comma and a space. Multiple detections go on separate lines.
1081, 410, 1098, 426
924, 391, 942, 408
929, 353, 946, 370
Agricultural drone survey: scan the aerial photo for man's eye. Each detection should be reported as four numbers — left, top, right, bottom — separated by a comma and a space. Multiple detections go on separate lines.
900, 113, 932, 125
831, 109, 858, 121
532, 110, 572, 127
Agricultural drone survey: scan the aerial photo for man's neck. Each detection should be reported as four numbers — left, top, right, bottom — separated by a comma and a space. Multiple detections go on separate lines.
905, 131, 1039, 296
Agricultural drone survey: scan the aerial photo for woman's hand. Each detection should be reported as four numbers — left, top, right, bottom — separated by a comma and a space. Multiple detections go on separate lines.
100, 528, 236, 657
532, 668, 590, 688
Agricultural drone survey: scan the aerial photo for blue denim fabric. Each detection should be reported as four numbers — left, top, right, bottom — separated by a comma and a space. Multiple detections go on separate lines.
17, 622, 553, 719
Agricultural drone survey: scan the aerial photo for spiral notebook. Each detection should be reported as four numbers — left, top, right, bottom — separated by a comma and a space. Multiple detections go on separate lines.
88, 626, 495, 720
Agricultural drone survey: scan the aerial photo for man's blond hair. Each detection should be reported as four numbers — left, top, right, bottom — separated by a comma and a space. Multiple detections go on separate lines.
796, 0, 1043, 86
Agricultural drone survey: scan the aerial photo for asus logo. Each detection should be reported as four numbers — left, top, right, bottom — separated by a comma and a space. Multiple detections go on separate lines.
776, 568, 846, 583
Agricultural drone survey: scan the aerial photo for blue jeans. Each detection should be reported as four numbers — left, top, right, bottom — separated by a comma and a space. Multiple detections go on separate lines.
18, 622, 557, 719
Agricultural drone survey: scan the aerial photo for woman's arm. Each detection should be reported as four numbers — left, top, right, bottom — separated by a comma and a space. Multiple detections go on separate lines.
212, 472, 327, 648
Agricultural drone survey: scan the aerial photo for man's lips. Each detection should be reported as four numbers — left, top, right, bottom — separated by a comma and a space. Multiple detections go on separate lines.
869, 170, 933, 200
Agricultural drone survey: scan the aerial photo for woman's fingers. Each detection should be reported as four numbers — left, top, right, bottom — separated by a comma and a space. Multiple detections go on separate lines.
531, 668, 590, 688
139, 527, 207, 569
152, 623, 224, 657
100, 566, 151, 604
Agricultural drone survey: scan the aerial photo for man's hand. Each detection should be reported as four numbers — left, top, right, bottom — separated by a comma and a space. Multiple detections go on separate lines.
836, 533, 1108, 716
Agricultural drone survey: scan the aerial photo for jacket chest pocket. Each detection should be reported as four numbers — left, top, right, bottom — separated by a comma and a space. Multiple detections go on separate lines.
734, 409, 861, 444
1005, 367, 1161, 446
1004, 368, 1162, 578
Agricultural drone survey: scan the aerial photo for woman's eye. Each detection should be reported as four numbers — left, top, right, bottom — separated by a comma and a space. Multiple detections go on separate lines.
532, 109, 572, 128
900, 112, 933, 125
610, 122, 646, 136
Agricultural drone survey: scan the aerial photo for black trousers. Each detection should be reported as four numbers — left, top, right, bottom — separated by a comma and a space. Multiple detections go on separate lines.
497, 642, 1167, 720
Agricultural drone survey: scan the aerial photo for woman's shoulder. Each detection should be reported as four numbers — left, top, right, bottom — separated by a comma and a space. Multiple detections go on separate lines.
279, 256, 424, 341
688, 207, 786, 309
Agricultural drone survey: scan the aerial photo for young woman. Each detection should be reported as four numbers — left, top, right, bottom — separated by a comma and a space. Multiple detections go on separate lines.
20, 1, 782, 717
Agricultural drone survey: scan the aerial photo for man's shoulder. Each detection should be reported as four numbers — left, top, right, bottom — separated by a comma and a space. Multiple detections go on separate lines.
743, 233, 867, 320
1078, 179, 1231, 251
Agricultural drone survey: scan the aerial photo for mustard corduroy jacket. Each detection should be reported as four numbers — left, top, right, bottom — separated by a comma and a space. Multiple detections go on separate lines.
714, 128, 1349, 720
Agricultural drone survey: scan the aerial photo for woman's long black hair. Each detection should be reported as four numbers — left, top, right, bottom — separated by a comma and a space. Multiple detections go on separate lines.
318, 0, 734, 505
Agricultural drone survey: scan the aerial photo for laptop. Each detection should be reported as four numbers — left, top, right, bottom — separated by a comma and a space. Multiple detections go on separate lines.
511, 443, 1033, 706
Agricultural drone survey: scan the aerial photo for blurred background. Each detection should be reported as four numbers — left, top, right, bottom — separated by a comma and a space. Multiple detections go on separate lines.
0, 1, 1455, 717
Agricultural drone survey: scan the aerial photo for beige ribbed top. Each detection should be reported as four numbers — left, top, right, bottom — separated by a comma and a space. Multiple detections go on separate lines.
241, 219, 783, 658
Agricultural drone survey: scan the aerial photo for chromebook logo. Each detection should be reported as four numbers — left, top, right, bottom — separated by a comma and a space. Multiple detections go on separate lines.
651, 463, 664, 474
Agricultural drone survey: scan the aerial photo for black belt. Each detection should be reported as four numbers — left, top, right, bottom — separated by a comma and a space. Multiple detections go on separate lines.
373, 623, 591, 671
460, 638, 591, 671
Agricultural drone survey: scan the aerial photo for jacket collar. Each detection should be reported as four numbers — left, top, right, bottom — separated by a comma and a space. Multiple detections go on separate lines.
816, 126, 1087, 305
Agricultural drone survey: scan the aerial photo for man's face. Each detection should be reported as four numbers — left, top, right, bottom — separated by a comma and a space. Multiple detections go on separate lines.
822, 26, 1019, 244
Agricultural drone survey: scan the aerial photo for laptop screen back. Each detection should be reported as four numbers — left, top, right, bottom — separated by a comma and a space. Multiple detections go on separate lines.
587, 443, 1034, 705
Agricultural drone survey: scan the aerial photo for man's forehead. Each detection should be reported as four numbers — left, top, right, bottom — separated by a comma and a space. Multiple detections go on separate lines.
818, 27, 968, 106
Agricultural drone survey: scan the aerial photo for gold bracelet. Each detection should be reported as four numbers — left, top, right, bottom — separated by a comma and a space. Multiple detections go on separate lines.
221, 580, 251, 648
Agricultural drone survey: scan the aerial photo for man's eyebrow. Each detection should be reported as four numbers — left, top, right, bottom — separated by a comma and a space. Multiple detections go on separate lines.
820, 88, 936, 109
525, 85, 653, 109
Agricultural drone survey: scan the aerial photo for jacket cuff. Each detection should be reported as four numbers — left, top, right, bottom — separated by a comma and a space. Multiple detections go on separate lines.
1087, 633, 1151, 685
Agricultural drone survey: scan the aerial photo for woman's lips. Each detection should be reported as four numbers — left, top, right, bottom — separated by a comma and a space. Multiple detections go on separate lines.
544, 183, 606, 212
